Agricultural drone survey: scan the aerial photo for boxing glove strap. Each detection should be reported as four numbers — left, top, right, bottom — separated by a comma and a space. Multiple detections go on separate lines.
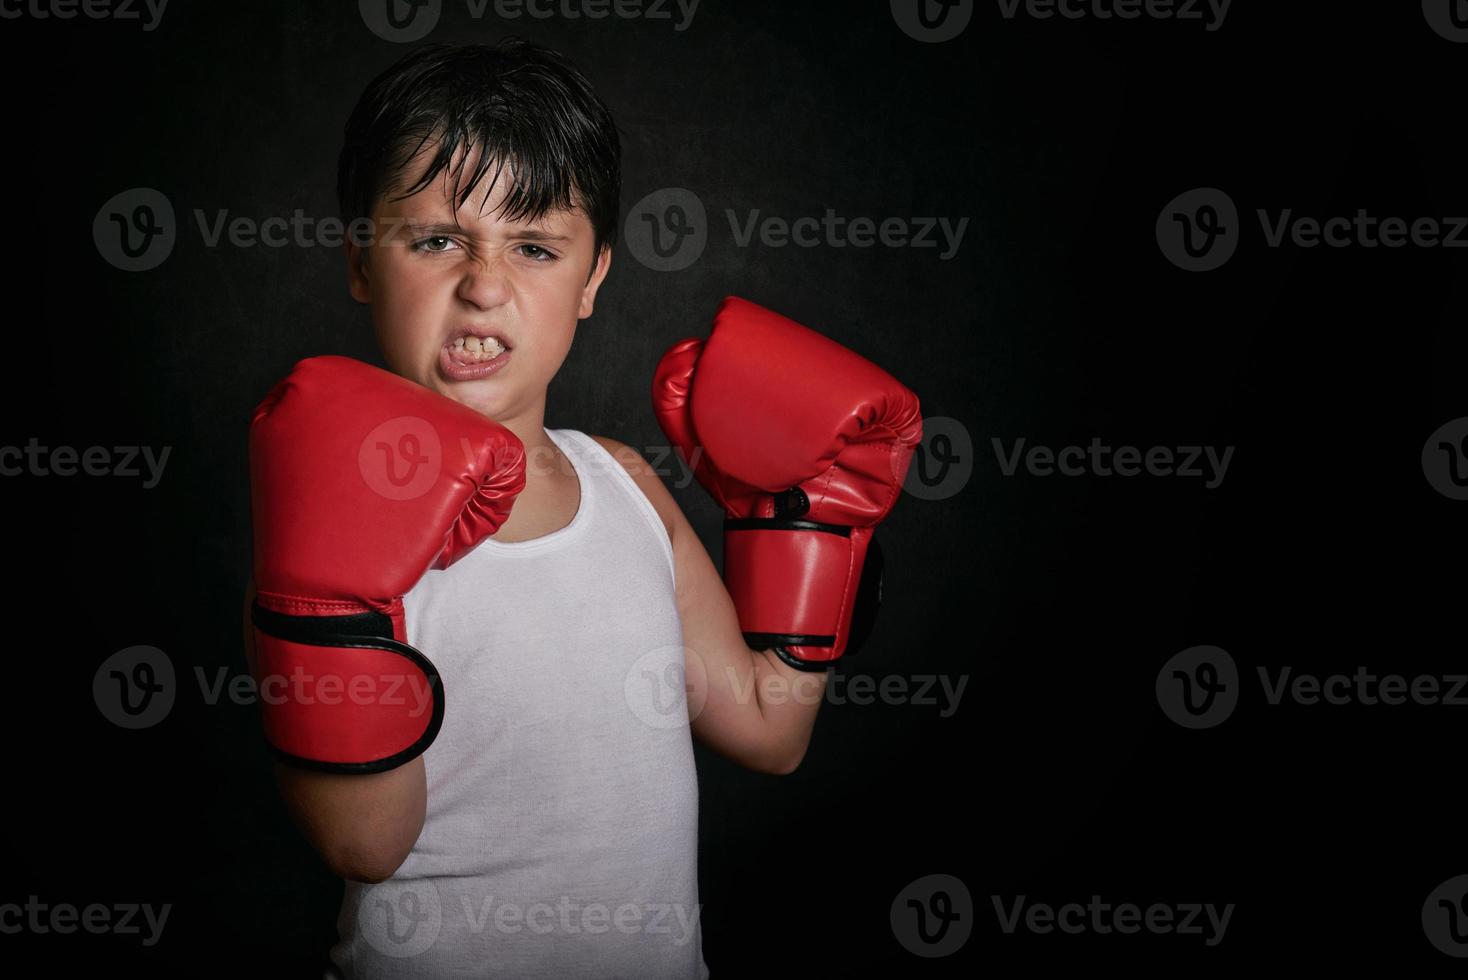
252, 602, 398, 647
771, 644, 838, 673
724, 517, 852, 536
250, 600, 445, 775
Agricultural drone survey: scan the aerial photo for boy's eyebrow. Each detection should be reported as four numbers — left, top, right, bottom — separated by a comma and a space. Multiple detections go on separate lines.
401, 220, 571, 242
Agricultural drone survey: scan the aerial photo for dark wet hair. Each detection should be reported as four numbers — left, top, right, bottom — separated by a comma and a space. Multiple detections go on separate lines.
336, 38, 622, 266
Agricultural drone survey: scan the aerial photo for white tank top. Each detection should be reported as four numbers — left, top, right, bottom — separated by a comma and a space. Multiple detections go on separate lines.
327, 427, 708, 979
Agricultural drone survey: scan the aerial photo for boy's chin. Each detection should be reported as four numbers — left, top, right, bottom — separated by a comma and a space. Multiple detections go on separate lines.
436, 378, 512, 420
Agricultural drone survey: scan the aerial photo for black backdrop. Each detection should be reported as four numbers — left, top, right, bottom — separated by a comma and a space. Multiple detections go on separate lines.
1, 0, 1465, 974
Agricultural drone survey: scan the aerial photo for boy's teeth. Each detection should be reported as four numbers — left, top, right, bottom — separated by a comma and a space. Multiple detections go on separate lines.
455, 336, 504, 358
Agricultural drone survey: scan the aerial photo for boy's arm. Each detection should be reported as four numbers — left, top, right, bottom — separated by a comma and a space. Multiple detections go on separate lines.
244, 577, 427, 883
592, 436, 825, 775
242, 356, 523, 884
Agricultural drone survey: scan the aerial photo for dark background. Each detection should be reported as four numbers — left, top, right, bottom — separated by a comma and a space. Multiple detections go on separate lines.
1, 0, 1463, 973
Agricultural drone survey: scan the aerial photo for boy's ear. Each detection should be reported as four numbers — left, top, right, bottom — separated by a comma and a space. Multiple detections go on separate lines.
345, 240, 371, 303
578, 244, 613, 319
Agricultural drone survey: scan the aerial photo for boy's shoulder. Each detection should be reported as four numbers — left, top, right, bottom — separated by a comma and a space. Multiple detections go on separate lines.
585, 433, 678, 545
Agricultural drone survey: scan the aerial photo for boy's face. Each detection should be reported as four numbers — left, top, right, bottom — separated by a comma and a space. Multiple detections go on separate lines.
346, 144, 611, 424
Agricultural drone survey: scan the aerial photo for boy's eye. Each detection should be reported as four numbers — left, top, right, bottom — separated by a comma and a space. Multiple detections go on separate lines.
519, 244, 557, 261
413, 236, 457, 253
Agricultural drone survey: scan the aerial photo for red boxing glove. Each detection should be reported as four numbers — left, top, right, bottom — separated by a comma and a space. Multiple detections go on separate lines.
652, 297, 922, 671
248, 356, 525, 772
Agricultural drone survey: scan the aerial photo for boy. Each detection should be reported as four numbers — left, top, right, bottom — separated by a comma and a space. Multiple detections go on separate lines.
244, 38, 919, 979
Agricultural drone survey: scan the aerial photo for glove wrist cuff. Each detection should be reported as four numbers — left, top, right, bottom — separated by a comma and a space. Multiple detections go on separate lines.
721, 516, 856, 665
250, 599, 444, 775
